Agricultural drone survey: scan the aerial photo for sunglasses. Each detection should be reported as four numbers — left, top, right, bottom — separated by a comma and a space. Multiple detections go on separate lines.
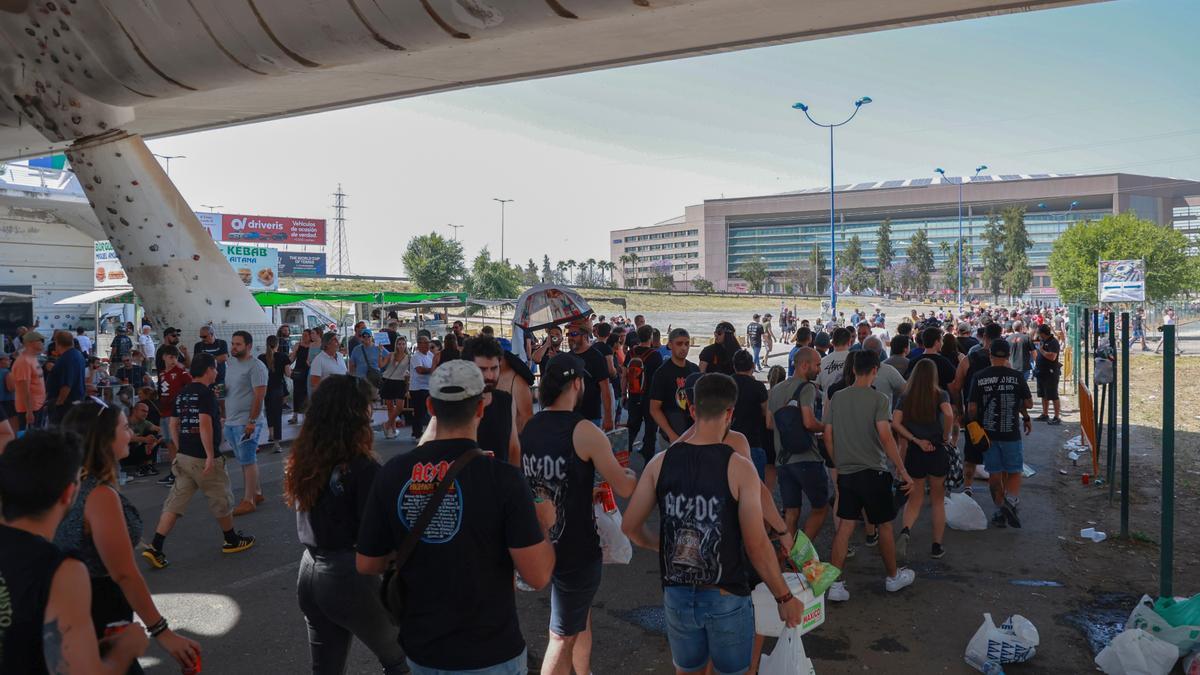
567, 330, 584, 337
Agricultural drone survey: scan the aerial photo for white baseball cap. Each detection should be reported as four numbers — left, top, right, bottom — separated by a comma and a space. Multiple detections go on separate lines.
429, 360, 485, 402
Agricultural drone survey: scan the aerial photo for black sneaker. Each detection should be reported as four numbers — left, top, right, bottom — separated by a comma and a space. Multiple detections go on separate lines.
145, 464, 159, 475
141, 545, 169, 569
931, 543, 945, 559
1048, 417, 1062, 426
991, 510, 1008, 528
865, 532, 880, 547
1002, 500, 1022, 528
157, 473, 175, 486
1034, 414, 1049, 422
222, 532, 255, 554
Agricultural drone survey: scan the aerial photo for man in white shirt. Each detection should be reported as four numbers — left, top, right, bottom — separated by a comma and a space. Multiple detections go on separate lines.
74, 327, 93, 357
308, 332, 347, 393
817, 327, 853, 405
408, 334, 435, 439
870, 318, 890, 345
138, 325, 156, 368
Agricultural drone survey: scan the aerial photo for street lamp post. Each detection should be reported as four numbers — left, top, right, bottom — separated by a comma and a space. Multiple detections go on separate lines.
447, 223, 464, 240
934, 165, 987, 313
199, 204, 223, 213
792, 97, 872, 321
493, 198, 513, 262
152, 153, 185, 176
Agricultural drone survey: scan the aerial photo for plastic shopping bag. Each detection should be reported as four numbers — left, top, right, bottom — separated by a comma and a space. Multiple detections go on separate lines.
787, 531, 840, 597
1127, 595, 1200, 656
964, 613, 1040, 666
1154, 595, 1200, 630
1095, 629, 1179, 675
759, 627, 816, 675
593, 502, 632, 565
1183, 649, 1200, 675
945, 493, 988, 531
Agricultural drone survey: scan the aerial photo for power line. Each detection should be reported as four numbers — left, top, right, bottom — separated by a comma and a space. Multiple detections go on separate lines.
331, 184, 351, 276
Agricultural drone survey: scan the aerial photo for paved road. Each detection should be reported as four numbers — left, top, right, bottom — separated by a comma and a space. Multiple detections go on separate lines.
123, 401, 1100, 674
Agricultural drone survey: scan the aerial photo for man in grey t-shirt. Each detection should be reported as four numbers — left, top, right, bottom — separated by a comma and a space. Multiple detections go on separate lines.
768, 347, 829, 542
225, 331, 268, 515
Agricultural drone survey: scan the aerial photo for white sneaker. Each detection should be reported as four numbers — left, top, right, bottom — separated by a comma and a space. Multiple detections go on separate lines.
827, 581, 850, 602
885, 568, 916, 593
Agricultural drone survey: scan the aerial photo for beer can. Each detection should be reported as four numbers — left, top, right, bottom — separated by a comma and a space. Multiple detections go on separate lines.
103, 621, 131, 638
598, 482, 617, 513
183, 653, 202, 674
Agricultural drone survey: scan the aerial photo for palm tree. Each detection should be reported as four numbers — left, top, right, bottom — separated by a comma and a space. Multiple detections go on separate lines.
566, 259, 577, 285
628, 252, 640, 288
603, 260, 615, 286
584, 258, 597, 286
555, 260, 568, 284
617, 255, 631, 287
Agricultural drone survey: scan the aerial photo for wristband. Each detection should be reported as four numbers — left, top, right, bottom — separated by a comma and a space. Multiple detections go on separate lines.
774, 591, 794, 604
147, 617, 169, 637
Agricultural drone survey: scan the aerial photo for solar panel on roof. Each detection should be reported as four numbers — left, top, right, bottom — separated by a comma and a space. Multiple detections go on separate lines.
999, 174, 1022, 181
909, 178, 933, 186
879, 180, 905, 188
1029, 174, 1050, 178
850, 182, 876, 190
833, 184, 851, 191
971, 175, 994, 181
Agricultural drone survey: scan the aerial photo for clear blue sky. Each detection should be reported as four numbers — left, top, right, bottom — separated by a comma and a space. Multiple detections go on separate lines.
153, 0, 1199, 276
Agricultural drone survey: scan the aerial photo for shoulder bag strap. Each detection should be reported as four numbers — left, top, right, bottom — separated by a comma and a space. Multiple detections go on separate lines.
393, 447, 484, 569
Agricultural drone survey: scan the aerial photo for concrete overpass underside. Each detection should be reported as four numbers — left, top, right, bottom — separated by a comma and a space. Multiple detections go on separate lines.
0, 0, 1101, 330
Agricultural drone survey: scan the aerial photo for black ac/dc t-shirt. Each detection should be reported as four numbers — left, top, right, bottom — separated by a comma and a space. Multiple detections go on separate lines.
970, 365, 1031, 442
298, 455, 379, 551
650, 359, 700, 437
574, 346, 610, 421
357, 439, 544, 671
731, 372, 768, 448
698, 344, 735, 375
174, 381, 221, 459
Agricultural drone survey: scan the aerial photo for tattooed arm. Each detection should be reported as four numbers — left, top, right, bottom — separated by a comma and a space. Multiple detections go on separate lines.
43, 558, 148, 675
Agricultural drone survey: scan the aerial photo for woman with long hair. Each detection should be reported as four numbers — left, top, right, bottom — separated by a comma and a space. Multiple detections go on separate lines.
380, 335, 410, 439
284, 375, 407, 675
260, 335, 292, 452
56, 399, 201, 672
891, 359, 953, 561
766, 365, 787, 389
940, 333, 963, 365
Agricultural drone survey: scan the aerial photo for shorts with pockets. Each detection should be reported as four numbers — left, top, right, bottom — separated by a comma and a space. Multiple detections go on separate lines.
984, 439, 1024, 474
662, 586, 753, 675
224, 423, 262, 465
778, 461, 830, 510
1036, 371, 1059, 401
963, 437, 987, 466
163, 454, 234, 519
549, 559, 602, 637
835, 469, 896, 525
904, 443, 949, 479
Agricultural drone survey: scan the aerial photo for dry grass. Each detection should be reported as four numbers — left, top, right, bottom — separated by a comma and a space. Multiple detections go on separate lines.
1124, 354, 1200, 464
581, 289, 824, 315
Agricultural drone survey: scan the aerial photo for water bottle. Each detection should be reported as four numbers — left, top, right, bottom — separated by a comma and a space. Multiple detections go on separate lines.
964, 653, 1004, 675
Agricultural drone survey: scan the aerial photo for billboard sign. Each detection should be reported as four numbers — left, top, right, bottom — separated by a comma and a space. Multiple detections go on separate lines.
93, 241, 129, 288
221, 244, 279, 290
196, 211, 223, 240
222, 213, 326, 245
279, 251, 327, 277
1098, 259, 1146, 302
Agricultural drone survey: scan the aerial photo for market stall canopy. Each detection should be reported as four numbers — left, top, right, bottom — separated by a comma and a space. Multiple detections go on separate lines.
513, 284, 593, 331
54, 288, 135, 305
0, 290, 35, 303
253, 291, 466, 307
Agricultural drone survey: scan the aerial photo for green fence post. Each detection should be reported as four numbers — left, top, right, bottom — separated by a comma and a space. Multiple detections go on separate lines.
1083, 307, 1091, 388
1107, 310, 1117, 502
1160, 325, 1175, 598
1120, 311, 1130, 538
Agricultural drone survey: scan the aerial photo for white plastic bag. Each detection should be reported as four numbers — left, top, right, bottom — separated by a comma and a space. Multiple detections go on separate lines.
759, 627, 816, 675
945, 493, 988, 531
1095, 629, 1179, 675
1183, 649, 1200, 675
964, 613, 1039, 665
594, 503, 632, 564
1127, 594, 1200, 655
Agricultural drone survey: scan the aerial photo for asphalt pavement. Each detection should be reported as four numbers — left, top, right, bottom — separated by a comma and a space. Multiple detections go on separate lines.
123, 398, 1101, 674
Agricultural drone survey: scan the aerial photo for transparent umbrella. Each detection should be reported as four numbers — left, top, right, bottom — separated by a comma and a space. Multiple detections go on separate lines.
512, 284, 593, 332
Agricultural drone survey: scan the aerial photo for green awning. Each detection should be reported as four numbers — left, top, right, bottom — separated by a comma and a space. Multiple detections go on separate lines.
253, 290, 466, 307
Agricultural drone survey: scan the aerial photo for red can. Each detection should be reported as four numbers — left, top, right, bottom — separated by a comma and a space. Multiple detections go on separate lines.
1081, 473, 1091, 485
103, 621, 130, 638
615, 450, 630, 468
183, 653, 202, 674
598, 482, 617, 513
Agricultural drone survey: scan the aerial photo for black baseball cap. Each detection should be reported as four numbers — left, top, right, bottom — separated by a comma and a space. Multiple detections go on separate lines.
163, 327, 180, 337
543, 352, 586, 386
990, 339, 1011, 358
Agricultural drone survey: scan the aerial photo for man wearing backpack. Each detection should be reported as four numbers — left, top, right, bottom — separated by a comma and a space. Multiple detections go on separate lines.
768, 347, 829, 541
624, 324, 661, 465
953, 322, 1001, 495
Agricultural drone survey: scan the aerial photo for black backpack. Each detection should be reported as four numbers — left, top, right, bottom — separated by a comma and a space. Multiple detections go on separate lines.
773, 381, 831, 466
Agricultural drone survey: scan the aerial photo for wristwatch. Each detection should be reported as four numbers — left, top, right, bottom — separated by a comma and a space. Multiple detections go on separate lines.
774, 591, 794, 604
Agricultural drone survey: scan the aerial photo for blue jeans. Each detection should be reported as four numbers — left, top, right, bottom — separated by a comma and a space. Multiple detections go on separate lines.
751, 344, 762, 369
663, 586, 754, 675
224, 423, 262, 465
408, 649, 526, 675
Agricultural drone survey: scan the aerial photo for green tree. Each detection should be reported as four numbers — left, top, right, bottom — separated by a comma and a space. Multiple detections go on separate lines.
739, 256, 769, 293
1048, 211, 1200, 304
692, 277, 715, 293
402, 232, 466, 291
1001, 207, 1033, 303
875, 219, 894, 291
649, 259, 675, 291
906, 229, 935, 295
541, 255, 553, 283
836, 234, 871, 292
523, 259, 540, 285
939, 238, 977, 296
464, 247, 522, 299
979, 211, 1006, 303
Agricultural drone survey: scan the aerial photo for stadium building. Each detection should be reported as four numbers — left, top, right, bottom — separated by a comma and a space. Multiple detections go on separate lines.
610, 172, 1200, 302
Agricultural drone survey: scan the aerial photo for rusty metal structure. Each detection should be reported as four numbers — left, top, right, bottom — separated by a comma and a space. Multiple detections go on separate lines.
0, 0, 1100, 330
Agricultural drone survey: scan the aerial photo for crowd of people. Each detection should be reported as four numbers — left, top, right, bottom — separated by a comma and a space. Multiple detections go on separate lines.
0, 297, 1168, 674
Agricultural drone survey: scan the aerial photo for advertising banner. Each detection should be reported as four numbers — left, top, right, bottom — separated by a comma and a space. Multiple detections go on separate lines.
195, 211, 223, 240
93, 241, 129, 288
221, 244, 280, 290
278, 251, 327, 277
222, 213, 326, 245
1098, 259, 1146, 302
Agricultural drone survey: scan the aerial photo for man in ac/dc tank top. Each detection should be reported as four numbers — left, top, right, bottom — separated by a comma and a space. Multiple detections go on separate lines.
424, 336, 522, 465
622, 373, 803, 675
520, 353, 638, 675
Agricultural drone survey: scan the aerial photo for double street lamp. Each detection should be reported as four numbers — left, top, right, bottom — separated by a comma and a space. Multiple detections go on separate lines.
934, 165, 987, 312
493, 198, 514, 262
792, 97, 872, 321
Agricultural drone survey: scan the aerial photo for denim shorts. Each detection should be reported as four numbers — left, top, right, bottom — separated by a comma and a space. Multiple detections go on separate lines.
662, 586, 753, 675
550, 559, 602, 637
224, 423, 262, 465
749, 447, 766, 482
407, 648, 526, 675
985, 439, 1024, 474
